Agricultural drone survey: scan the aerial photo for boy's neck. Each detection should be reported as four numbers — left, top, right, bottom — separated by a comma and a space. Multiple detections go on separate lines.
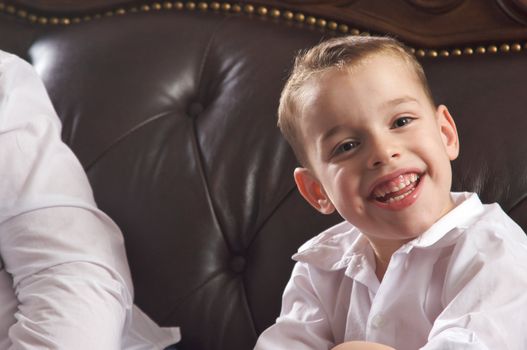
369, 237, 413, 281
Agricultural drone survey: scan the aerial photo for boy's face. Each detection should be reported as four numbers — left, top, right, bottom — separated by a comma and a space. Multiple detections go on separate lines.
294, 54, 459, 245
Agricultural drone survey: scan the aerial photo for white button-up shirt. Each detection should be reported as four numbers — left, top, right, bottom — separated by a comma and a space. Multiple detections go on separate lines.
0, 51, 179, 348
255, 192, 527, 349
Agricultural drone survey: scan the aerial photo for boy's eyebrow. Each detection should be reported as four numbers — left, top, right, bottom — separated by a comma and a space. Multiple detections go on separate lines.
381, 96, 420, 110
320, 124, 347, 145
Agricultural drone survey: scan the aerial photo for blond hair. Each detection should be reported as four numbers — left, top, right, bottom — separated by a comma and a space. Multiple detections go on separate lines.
278, 35, 435, 166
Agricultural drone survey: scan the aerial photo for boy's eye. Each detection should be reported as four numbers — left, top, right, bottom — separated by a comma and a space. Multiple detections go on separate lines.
392, 116, 414, 128
334, 140, 360, 155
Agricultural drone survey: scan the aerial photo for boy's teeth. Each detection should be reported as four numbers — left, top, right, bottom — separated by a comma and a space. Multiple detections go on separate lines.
374, 173, 420, 202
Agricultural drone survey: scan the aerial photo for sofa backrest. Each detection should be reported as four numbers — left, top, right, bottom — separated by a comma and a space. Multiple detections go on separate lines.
1, 1, 526, 349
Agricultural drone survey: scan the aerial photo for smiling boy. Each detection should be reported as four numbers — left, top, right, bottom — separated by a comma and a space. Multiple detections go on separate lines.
254, 36, 527, 349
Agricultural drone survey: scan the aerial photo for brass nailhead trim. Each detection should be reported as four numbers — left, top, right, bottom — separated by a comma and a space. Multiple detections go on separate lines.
0, 1, 524, 57
244, 4, 254, 14
257, 6, 267, 16
294, 13, 305, 22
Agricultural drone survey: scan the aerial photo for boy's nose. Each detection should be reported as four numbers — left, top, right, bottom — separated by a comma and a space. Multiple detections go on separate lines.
367, 138, 401, 169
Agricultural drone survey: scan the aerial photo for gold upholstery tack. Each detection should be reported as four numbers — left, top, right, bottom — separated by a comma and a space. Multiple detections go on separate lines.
416, 49, 426, 57
338, 24, 349, 34
328, 21, 338, 30
427, 50, 438, 57
306, 16, 316, 25
283, 11, 294, 20
257, 6, 268, 16
512, 43, 522, 52
185, 2, 196, 10
452, 49, 462, 56
244, 4, 254, 14
198, 2, 208, 11
140, 4, 150, 11
152, 3, 162, 10
17, 9, 27, 18
270, 9, 280, 18
210, 2, 220, 10
488, 45, 498, 53
232, 4, 242, 13
463, 47, 473, 55
500, 44, 510, 52
439, 50, 449, 57
316, 18, 327, 28
476, 46, 486, 54
221, 3, 231, 11
294, 13, 305, 22
174, 2, 184, 10
163, 2, 173, 9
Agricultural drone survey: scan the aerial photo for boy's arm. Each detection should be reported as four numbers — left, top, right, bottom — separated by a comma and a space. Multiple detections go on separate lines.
254, 261, 334, 350
0, 51, 133, 348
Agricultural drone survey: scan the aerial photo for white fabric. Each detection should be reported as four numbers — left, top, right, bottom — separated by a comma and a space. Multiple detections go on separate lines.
255, 192, 527, 350
0, 50, 180, 349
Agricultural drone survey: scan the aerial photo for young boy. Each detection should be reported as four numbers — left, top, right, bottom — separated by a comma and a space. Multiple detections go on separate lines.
254, 36, 527, 349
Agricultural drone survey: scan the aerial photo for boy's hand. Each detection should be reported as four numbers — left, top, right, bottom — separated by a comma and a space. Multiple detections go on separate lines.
331, 341, 396, 350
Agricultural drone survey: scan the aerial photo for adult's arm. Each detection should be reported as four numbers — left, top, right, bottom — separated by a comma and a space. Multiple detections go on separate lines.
0, 50, 133, 349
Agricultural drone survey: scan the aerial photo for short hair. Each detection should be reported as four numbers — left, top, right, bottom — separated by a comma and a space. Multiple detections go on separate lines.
278, 35, 435, 166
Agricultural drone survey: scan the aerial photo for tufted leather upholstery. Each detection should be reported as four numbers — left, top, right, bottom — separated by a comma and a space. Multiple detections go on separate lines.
1, 2, 527, 350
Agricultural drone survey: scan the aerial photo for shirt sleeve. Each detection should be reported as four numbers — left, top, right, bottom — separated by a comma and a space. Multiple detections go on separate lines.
422, 220, 527, 350
254, 262, 335, 350
0, 51, 134, 348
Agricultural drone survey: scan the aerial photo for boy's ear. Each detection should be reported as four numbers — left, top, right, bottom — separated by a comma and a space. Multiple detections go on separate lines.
436, 104, 459, 161
294, 167, 335, 215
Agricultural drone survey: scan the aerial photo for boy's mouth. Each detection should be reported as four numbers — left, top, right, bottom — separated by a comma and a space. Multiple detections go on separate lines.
371, 172, 421, 203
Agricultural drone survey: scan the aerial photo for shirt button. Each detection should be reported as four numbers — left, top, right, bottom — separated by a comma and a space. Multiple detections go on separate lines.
371, 314, 384, 328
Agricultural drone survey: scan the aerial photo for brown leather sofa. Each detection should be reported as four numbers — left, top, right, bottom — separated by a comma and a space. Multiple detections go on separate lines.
1, 1, 526, 349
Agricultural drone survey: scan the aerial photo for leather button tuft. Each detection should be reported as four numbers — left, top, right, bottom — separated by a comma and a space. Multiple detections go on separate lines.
187, 102, 204, 117
229, 256, 246, 273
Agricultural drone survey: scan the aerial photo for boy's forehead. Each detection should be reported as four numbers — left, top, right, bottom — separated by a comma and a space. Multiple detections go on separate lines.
299, 54, 426, 109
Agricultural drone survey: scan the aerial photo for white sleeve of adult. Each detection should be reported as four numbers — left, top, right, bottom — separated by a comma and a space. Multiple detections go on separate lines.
0, 50, 133, 349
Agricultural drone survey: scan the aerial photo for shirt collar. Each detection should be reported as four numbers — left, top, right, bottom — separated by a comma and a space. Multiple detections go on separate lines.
292, 221, 366, 270
408, 192, 484, 249
292, 192, 484, 271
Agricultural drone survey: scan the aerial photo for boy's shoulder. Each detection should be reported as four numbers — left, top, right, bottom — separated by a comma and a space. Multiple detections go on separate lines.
458, 200, 527, 251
